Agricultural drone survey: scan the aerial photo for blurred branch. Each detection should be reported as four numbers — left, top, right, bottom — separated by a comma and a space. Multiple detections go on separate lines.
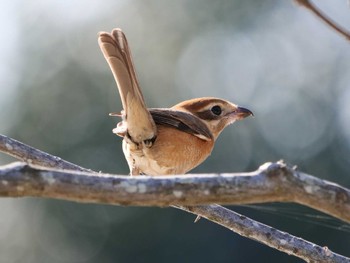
0, 135, 350, 262
295, 0, 350, 41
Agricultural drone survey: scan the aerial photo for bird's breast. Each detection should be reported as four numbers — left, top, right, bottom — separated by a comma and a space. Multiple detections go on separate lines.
123, 125, 215, 175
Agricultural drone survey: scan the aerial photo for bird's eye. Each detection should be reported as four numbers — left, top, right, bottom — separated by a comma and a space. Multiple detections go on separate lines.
211, 105, 222, 116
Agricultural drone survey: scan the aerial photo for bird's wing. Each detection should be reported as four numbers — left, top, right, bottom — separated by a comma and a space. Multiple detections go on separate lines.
149, 109, 213, 141
98, 28, 156, 143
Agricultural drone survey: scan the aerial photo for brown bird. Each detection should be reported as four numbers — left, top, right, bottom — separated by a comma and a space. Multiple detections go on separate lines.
98, 28, 253, 175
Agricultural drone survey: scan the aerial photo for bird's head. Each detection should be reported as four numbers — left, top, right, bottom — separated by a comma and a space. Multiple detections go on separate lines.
172, 97, 253, 140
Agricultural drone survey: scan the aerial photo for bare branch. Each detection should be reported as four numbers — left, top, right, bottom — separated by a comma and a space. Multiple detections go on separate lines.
1, 134, 349, 262
179, 205, 350, 263
0, 134, 92, 172
0, 163, 349, 262
0, 161, 349, 224
295, 0, 350, 41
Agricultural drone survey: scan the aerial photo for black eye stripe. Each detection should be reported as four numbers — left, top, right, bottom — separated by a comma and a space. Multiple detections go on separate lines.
195, 109, 222, 120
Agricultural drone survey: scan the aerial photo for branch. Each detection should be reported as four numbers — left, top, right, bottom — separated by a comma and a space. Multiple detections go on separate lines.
295, 0, 350, 41
0, 164, 348, 262
0, 134, 92, 172
178, 205, 349, 263
0, 161, 349, 224
1, 134, 349, 262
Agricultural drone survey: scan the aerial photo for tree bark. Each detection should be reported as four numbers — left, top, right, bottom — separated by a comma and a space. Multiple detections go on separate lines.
0, 134, 349, 262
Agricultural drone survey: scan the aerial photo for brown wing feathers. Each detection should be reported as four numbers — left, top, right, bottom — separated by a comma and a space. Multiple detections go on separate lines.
150, 109, 213, 141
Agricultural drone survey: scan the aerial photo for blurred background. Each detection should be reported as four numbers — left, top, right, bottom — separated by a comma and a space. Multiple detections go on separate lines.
0, 0, 349, 262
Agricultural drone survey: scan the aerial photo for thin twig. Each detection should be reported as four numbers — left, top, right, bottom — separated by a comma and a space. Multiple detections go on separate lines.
295, 0, 350, 41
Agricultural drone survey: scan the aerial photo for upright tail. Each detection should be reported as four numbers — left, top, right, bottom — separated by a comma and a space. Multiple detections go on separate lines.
98, 28, 156, 144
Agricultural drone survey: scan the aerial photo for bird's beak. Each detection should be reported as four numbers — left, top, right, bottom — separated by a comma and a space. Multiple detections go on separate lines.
234, 106, 254, 120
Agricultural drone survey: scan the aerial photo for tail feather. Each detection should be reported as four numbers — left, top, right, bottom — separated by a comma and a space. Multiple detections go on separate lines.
98, 29, 156, 143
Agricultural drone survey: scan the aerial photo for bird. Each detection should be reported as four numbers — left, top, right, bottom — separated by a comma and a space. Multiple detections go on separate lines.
98, 28, 253, 176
